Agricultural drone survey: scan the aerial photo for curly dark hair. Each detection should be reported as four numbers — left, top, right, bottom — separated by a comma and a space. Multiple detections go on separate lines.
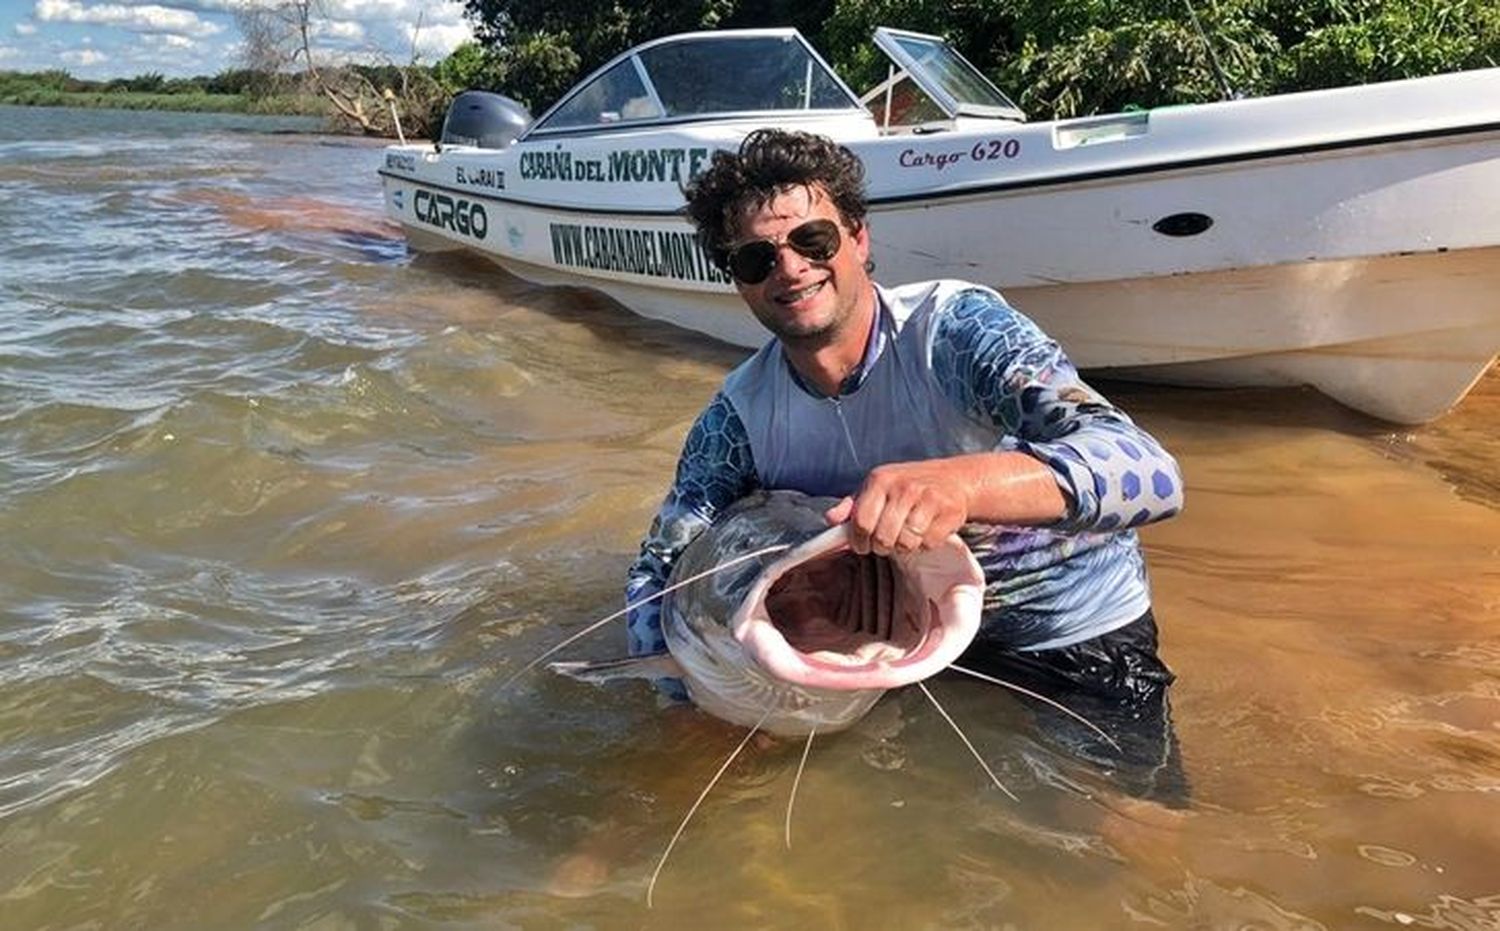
683, 129, 868, 271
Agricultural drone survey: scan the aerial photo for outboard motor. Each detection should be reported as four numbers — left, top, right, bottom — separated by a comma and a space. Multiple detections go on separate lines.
440, 91, 532, 150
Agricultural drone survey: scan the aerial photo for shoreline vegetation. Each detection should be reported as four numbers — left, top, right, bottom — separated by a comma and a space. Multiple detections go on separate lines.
1, 70, 331, 121
9, 0, 1496, 137
0, 89, 330, 117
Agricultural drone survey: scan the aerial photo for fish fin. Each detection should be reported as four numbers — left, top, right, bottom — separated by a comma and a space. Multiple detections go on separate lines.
547, 654, 684, 683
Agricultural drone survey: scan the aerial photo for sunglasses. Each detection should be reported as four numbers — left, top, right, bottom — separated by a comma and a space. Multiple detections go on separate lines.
717, 219, 843, 285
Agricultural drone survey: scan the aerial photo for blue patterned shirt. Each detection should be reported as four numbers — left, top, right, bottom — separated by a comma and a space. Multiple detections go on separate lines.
626, 286, 1182, 657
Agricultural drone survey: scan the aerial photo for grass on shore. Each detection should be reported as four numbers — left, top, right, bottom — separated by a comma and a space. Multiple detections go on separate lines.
0, 88, 331, 117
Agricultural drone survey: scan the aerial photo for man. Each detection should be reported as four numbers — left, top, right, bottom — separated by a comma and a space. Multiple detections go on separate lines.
626, 129, 1184, 794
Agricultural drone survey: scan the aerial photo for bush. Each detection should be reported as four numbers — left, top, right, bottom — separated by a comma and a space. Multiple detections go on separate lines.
1274, 0, 1500, 90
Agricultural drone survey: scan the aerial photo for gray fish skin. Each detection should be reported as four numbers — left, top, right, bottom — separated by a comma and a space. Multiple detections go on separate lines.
660, 491, 888, 737
551, 490, 984, 737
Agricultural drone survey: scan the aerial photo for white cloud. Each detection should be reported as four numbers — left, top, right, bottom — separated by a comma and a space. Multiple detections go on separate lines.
290, 0, 473, 62
12, 0, 472, 77
406, 19, 470, 59
415, 1, 470, 29
319, 0, 470, 32
34, 0, 223, 37
322, 0, 420, 20
312, 19, 364, 42
141, 31, 194, 48
82, 0, 248, 10
60, 46, 109, 64
0, 44, 19, 59
157, 0, 245, 10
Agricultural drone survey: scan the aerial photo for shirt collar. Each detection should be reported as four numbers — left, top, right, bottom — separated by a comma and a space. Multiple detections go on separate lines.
838, 293, 886, 395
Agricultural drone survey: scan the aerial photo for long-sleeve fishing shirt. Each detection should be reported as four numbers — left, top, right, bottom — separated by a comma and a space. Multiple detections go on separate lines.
625, 280, 1183, 660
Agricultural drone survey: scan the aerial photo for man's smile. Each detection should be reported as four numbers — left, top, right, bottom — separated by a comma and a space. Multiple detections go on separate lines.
775, 280, 827, 305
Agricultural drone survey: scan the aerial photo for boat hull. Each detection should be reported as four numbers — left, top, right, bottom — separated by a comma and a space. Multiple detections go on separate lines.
402, 215, 1498, 423
1009, 247, 1500, 424
381, 67, 1500, 423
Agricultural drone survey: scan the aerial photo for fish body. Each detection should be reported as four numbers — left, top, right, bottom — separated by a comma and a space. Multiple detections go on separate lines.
555, 490, 986, 737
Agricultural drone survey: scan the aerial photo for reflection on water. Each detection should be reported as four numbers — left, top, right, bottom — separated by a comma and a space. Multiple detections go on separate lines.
0, 106, 1497, 929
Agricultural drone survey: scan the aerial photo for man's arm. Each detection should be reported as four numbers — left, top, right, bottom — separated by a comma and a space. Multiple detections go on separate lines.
824, 449, 1066, 553
625, 392, 758, 656
829, 288, 1182, 553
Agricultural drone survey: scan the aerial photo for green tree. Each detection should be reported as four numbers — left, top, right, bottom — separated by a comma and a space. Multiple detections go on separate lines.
1009, 3, 1281, 116
820, 0, 1495, 118
459, 0, 1499, 121
127, 71, 167, 93
1273, 0, 1500, 90
819, 0, 1025, 96
34, 68, 78, 91
432, 41, 508, 93
162, 77, 206, 95
461, 0, 737, 110
203, 68, 273, 97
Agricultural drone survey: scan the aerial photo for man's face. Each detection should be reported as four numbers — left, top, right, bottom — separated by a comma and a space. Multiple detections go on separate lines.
728, 185, 871, 347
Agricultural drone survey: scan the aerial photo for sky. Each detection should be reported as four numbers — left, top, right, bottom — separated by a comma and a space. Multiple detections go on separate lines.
0, 0, 476, 79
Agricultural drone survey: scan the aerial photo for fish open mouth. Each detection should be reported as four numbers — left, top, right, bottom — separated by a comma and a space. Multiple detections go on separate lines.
732, 525, 984, 691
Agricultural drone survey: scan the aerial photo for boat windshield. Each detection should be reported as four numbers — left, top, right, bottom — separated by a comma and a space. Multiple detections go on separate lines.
872, 27, 1023, 120
529, 32, 862, 135
540, 58, 664, 130
640, 36, 855, 116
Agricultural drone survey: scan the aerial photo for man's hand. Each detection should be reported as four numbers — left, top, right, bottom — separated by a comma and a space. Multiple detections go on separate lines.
824, 452, 1068, 555
824, 459, 973, 555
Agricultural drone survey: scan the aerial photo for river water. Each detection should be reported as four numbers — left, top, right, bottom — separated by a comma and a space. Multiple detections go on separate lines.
1, 105, 1496, 930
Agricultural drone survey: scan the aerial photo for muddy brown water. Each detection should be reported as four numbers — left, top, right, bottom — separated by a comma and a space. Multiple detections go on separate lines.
1, 106, 1496, 929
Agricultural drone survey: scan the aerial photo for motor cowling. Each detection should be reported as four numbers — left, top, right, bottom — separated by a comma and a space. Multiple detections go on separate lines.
440, 91, 532, 149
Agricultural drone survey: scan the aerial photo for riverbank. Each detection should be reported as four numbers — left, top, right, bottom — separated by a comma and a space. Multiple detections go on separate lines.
0, 88, 330, 116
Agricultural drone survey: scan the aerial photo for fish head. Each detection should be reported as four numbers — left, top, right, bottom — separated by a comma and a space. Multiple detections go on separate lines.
662, 490, 985, 737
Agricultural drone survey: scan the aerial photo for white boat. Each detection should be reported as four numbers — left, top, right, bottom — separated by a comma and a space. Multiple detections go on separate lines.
379, 26, 1500, 424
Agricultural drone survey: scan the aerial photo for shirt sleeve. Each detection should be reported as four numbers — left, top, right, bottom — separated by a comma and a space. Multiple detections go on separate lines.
625, 391, 759, 657
930, 288, 1183, 533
